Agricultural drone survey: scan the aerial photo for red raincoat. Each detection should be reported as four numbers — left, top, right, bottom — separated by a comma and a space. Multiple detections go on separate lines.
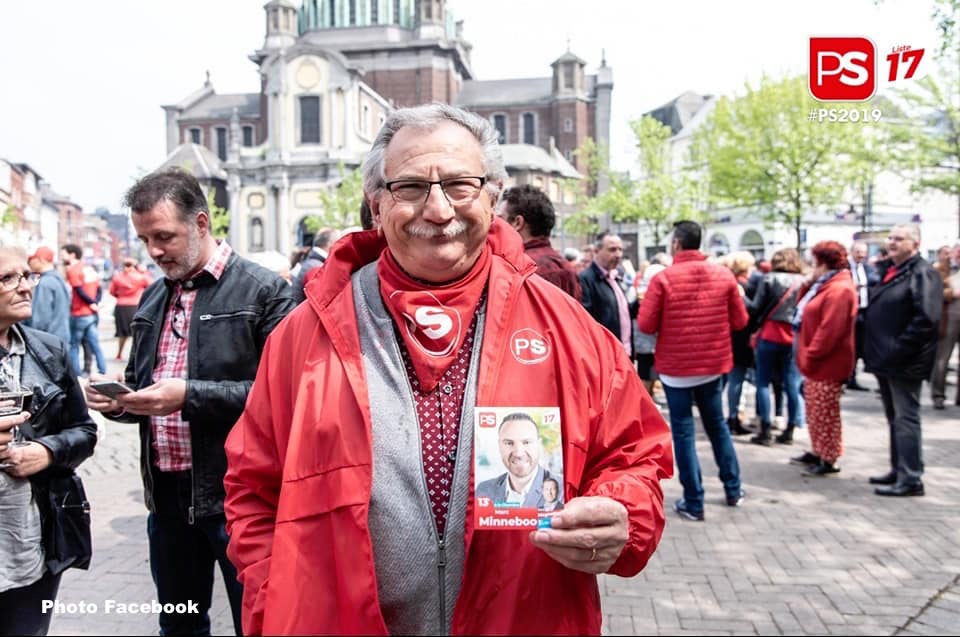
224, 220, 673, 635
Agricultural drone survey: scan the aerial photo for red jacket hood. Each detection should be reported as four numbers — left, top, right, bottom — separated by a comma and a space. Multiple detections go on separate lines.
304, 217, 535, 313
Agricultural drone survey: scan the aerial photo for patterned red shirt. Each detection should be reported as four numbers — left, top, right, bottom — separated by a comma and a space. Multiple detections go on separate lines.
151, 241, 233, 472
399, 307, 480, 539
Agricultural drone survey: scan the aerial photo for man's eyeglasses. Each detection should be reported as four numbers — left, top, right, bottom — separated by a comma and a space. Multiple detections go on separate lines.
170, 291, 186, 340
384, 176, 487, 206
0, 271, 41, 291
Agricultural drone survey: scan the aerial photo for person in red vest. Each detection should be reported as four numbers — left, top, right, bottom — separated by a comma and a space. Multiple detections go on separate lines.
108, 258, 152, 360
223, 103, 673, 635
637, 220, 749, 522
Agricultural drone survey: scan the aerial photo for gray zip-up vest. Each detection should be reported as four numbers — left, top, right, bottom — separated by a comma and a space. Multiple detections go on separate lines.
352, 262, 483, 635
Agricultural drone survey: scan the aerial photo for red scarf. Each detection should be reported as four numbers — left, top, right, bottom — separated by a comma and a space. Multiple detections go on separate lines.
377, 246, 491, 391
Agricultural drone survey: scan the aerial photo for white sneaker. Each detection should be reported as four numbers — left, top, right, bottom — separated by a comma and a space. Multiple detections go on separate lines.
773, 416, 785, 430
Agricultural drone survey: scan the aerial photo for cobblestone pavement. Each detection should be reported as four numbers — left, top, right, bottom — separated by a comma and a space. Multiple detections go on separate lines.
47, 313, 960, 635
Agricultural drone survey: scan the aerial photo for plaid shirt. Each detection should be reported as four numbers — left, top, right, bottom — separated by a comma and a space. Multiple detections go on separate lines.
151, 241, 233, 472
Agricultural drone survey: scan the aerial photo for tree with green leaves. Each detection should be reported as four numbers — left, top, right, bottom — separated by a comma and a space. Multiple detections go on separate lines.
303, 162, 364, 234
624, 115, 702, 247
562, 138, 608, 239
886, 0, 960, 238
565, 117, 701, 248
693, 75, 867, 249
206, 190, 229, 239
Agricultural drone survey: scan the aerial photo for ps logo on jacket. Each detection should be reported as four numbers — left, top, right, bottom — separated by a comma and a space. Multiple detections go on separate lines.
511, 328, 551, 365
394, 291, 462, 357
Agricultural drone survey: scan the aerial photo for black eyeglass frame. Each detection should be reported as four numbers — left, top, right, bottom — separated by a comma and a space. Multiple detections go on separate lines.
383, 176, 488, 206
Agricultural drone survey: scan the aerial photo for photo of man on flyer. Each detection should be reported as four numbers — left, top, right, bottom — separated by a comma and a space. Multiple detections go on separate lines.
475, 411, 563, 510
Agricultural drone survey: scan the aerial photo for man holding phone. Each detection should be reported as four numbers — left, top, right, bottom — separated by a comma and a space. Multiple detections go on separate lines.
84, 168, 296, 636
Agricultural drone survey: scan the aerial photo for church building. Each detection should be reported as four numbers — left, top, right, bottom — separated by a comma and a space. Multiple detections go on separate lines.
160, 0, 612, 255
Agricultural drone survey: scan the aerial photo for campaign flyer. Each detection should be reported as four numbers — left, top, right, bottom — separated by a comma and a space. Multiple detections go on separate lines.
474, 406, 564, 531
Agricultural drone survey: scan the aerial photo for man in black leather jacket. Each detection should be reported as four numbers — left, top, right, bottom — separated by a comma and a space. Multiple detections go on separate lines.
85, 169, 296, 635
863, 224, 942, 497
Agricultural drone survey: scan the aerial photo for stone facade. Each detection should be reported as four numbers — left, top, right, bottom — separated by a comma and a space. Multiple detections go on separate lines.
160, 0, 611, 256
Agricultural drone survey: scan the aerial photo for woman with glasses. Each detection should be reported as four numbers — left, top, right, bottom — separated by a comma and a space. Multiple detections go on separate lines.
0, 247, 97, 636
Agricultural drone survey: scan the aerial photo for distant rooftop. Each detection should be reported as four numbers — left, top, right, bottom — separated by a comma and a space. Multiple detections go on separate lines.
159, 143, 227, 181
180, 94, 260, 121
501, 144, 581, 180
456, 76, 597, 108
645, 91, 713, 136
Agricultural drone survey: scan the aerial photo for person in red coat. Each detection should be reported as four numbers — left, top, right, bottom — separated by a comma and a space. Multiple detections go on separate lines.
637, 220, 749, 522
791, 241, 858, 475
223, 104, 673, 635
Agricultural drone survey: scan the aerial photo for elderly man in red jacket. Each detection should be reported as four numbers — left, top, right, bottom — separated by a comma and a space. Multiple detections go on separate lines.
637, 220, 749, 522
223, 103, 673, 635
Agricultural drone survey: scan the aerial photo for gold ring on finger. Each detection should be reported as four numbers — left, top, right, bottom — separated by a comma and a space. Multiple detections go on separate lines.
591, 547, 597, 561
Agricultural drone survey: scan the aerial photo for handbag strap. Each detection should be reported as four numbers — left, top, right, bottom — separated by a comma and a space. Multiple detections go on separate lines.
761, 279, 801, 326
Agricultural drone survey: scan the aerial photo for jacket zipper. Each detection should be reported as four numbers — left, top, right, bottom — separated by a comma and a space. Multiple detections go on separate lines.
198, 310, 258, 321
394, 339, 448, 633
437, 539, 446, 629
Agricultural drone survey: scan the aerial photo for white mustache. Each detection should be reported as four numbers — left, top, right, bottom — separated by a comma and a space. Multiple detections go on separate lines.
405, 218, 468, 239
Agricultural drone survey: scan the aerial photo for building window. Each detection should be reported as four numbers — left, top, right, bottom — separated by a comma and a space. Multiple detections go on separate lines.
564, 149, 573, 161
563, 65, 574, 89
349, 0, 356, 24
242, 125, 254, 147
393, 0, 401, 23
300, 96, 322, 144
216, 127, 228, 161
250, 218, 264, 251
189, 128, 201, 144
492, 114, 506, 144
371, 0, 379, 23
522, 112, 535, 145
563, 117, 573, 133
327, 0, 336, 27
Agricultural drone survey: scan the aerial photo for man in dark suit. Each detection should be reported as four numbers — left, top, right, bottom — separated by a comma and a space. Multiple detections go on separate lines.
848, 241, 879, 390
579, 231, 636, 358
864, 225, 942, 497
476, 412, 556, 508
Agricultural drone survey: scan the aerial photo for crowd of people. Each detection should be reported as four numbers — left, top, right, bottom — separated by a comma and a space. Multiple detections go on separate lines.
0, 100, 956, 635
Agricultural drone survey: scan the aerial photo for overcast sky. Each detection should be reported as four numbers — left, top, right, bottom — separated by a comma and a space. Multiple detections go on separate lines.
0, 0, 939, 213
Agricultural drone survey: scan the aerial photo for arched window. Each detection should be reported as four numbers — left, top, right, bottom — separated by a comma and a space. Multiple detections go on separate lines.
708, 232, 730, 256
491, 114, 507, 144
250, 218, 265, 251
521, 112, 536, 145
739, 229, 765, 259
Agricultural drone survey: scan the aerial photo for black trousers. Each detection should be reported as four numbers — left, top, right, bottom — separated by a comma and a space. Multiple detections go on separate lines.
148, 470, 243, 636
0, 570, 62, 636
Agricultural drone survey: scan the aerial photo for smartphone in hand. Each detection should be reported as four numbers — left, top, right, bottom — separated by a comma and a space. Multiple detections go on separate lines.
89, 381, 135, 400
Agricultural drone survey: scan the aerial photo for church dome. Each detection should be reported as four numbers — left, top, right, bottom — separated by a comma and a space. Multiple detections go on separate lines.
298, 0, 417, 32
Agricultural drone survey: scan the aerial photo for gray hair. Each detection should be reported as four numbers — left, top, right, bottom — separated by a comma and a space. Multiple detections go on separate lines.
892, 224, 921, 244
362, 103, 507, 201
